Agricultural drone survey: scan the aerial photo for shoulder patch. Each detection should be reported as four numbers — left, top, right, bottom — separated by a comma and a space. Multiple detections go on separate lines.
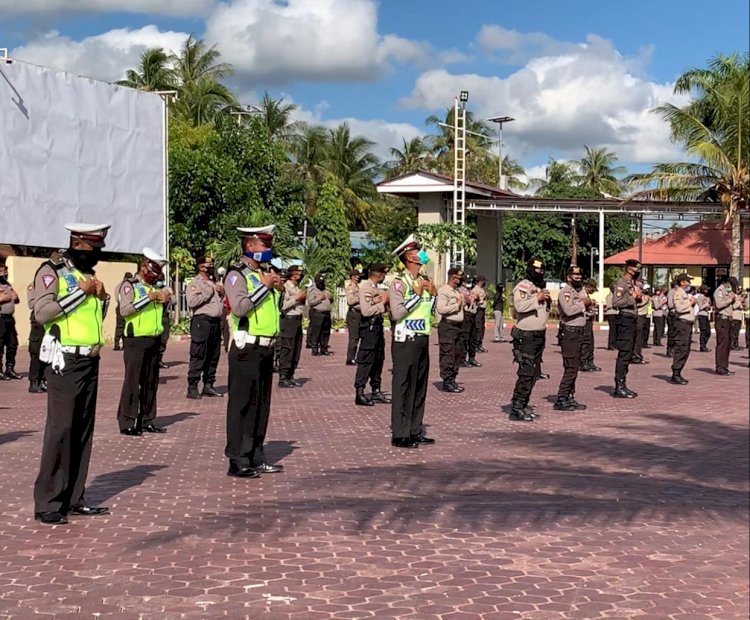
228, 274, 238, 286
563, 292, 571, 302
41, 274, 56, 289
122, 284, 132, 295
393, 279, 404, 293
190, 285, 197, 291
519, 290, 527, 299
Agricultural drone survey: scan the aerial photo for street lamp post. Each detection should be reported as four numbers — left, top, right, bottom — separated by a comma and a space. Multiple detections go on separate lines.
487, 115, 515, 189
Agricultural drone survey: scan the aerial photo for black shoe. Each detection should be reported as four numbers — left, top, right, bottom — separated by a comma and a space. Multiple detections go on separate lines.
716, 369, 735, 376
670, 374, 688, 385
34, 511, 68, 525
311, 349, 320, 356
346, 360, 357, 366
355, 388, 375, 406
476, 346, 488, 353
509, 410, 535, 422
320, 350, 334, 356
536, 372, 550, 380
391, 437, 418, 448
553, 397, 576, 411
523, 405, 540, 419
40, 380, 48, 392
29, 381, 42, 394
441, 381, 460, 393
113, 345, 121, 351
186, 386, 201, 399
142, 424, 166, 434
411, 434, 435, 445
370, 390, 391, 404
278, 378, 295, 388
699, 347, 710, 352
579, 365, 596, 373
613, 382, 637, 399
588, 365, 602, 372
566, 397, 587, 410
120, 427, 142, 436
288, 378, 303, 387
466, 359, 482, 367
202, 384, 223, 397
70, 504, 110, 516
4, 368, 22, 380
227, 463, 261, 478
450, 381, 465, 393
253, 462, 284, 474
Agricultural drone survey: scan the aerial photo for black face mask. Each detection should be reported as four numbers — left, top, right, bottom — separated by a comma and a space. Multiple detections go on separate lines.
316, 282, 325, 291
571, 279, 583, 290
0, 275, 7, 285
69, 249, 101, 272
528, 270, 545, 286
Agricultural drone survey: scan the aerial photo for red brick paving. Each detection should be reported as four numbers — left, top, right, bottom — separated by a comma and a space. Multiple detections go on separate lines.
0, 332, 748, 619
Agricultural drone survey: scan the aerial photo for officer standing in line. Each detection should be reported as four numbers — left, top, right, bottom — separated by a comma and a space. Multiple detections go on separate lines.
604, 284, 619, 350
354, 263, 391, 406
307, 274, 334, 356
611, 259, 642, 398
713, 276, 737, 375
694, 284, 712, 352
492, 283, 507, 343
224, 226, 285, 478
632, 280, 650, 365
345, 269, 362, 365
157, 278, 173, 370
186, 254, 225, 399
26, 282, 47, 393
508, 258, 550, 422
670, 273, 696, 384
579, 278, 600, 372
116, 248, 169, 436
112, 271, 132, 351
32, 223, 111, 525
278, 265, 306, 388
554, 266, 589, 411
436, 267, 466, 393
460, 276, 481, 368
666, 280, 678, 357
0, 262, 21, 380
389, 235, 437, 448
730, 285, 744, 351
651, 287, 666, 346
473, 275, 488, 353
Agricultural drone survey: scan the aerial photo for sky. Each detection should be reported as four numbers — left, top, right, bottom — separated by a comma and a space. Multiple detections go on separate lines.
2, 0, 749, 182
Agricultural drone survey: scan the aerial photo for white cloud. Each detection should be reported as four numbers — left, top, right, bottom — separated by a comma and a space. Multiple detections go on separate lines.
12, 26, 188, 83
204, 0, 465, 83
402, 34, 689, 165
0, 0, 215, 16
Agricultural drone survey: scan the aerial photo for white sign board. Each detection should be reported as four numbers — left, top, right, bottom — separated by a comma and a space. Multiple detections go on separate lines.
0, 60, 166, 255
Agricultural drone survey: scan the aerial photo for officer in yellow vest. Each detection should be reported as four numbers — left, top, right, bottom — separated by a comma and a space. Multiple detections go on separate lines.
389, 234, 437, 448
116, 248, 169, 436
31, 224, 111, 525
224, 226, 285, 478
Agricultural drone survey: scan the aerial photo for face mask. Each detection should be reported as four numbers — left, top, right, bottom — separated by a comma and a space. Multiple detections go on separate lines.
0, 275, 6, 284
571, 279, 583, 290
155, 280, 165, 289
316, 281, 325, 290
202, 265, 215, 277
244, 249, 273, 263
417, 250, 430, 265
70, 249, 101, 272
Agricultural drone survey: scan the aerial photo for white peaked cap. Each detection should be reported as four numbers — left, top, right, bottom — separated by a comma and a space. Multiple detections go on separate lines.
64, 223, 111, 247
143, 247, 167, 265
237, 225, 275, 236
392, 233, 421, 257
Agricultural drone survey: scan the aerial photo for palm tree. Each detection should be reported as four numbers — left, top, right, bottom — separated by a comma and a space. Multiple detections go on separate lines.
253, 93, 300, 142
385, 137, 430, 178
289, 123, 329, 218
170, 34, 232, 87
425, 107, 493, 176
627, 53, 749, 279
532, 159, 579, 196
577, 146, 626, 196
115, 47, 175, 92
498, 155, 527, 191
173, 78, 237, 126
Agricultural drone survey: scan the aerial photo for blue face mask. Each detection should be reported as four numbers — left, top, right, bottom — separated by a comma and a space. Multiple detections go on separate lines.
244, 249, 273, 263
417, 249, 430, 265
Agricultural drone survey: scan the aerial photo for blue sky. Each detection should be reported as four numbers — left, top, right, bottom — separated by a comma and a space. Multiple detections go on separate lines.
3, 0, 748, 179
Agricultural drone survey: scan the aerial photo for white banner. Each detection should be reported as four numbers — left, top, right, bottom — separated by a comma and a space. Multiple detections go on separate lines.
0, 60, 166, 255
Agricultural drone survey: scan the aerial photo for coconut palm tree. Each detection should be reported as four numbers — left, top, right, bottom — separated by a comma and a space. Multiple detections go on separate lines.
173, 78, 236, 126
577, 146, 626, 196
170, 34, 232, 86
532, 159, 579, 196
289, 123, 329, 218
115, 47, 175, 92
425, 107, 493, 176
385, 137, 431, 178
252, 93, 300, 143
627, 53, 749, 279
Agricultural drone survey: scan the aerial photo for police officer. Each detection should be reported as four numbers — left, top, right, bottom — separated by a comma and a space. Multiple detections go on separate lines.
632, 280, 650, 365
354, 263, 390, 406
307, 273, 334, 356
436, 267, 466, 393
604, 284, 619, 350
113, 271, 132, 351
0, 262, 21, 380
157, 278, 173, 370
278, 265, 306, 388
670, 273, 696, 384
473, 275, 488, 352
186, 254, 225, 398
492, 283, 507, 343
730, 286, 743, 351
345, 269, 362, 365
555, 266, 589, 411
26, 282, 47, 393
116, 248, 169, 436
665, 280, 678, 357
651, 287, 666, 346
694, 285, 712, 351
459, 276, 481, 367
508, 258, 550, 422
713, 277, 737, 375
224, 225, 284, 477
32, 223, 111, 525
389, 235, 436, 448
611, 259, 642, 398
579, 278, 600, 372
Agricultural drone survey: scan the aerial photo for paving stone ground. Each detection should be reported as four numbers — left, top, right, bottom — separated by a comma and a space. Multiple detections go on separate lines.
0, 331, 748, 619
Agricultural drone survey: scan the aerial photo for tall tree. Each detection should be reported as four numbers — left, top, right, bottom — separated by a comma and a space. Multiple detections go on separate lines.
312, 179, 352, 286
532, 159, 579, 196
425, 107, 493, 179
289, 123, 329, 219
385, 137, 431, 178
253, 92, 300, 142
577, 146, 626, 196
115, 47, 175, 92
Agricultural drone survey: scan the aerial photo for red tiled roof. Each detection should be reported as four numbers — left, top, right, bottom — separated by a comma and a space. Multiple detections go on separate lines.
605, 221, 750, 266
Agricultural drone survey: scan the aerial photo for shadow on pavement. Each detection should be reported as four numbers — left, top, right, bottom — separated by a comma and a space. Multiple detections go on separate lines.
87, 464, 168, 504
264, 440, 298, 464
157, 412, 199, 429
0, 430, 36, 446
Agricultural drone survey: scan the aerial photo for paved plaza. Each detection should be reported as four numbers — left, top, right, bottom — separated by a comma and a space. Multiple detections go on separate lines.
0, 331, 748, 619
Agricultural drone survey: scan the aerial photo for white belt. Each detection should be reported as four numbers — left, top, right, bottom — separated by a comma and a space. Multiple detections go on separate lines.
246, 336, 276, 348
60, 345, 102, 357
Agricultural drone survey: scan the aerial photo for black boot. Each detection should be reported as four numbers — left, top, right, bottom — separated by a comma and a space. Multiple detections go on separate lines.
370, 390, 391, 404
29, 381, 42, 394
441, 380, 460, 393
553, 396, 576, 411
566, 396, 587, 410
449, 379, 465, 393
4, 366, 21, 380
202, 384, 223, 397
613, 380, 636, 399
670, 374, 688, 385
186, 383, 201, 399
311, 348, 320, 356
509, 401, 534, 421
355, 388, 374, 406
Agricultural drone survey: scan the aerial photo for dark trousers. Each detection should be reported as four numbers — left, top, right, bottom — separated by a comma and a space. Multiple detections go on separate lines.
653, 315, 665, 345
391, 335, 429, 440
278, 315, 303, 380
308, 309, 332, 352
354, 319, 385, 390
117, 336, 160, 431
697, 315, 711, 349
114, 308, 125, 348
634, 315, 648, 360
225, 342, 274, 467
715, 316, 732, 372
671, 319, 693, 374
606, 315, 617, 349
28, 318, 47, 384
581, 319, 594, 366
188, 315, 222, 386
438, 320, 463, 381
222, 310, 231, 352
346, 307, 362, 362
158, 313, 170, 362
730, 319, 741, 350
558, 325, 583, 398
746, 317, 750, 350
462, 311, 478, 360
34, 354, 99, 513
666, 312, 676, 351
474, 308, 486, 347
614, 313, 636, 382
0, 314, 18, 369
511, 328, 546, 405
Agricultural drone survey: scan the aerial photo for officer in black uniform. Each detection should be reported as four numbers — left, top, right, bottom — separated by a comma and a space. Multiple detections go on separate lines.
611, 259, 642, 398
32, 223, 112, 525
555, 266, 589, 411
354, 263, 390, 406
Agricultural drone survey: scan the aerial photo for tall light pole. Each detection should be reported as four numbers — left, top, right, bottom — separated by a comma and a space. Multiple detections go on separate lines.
487, 115, 514, 189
